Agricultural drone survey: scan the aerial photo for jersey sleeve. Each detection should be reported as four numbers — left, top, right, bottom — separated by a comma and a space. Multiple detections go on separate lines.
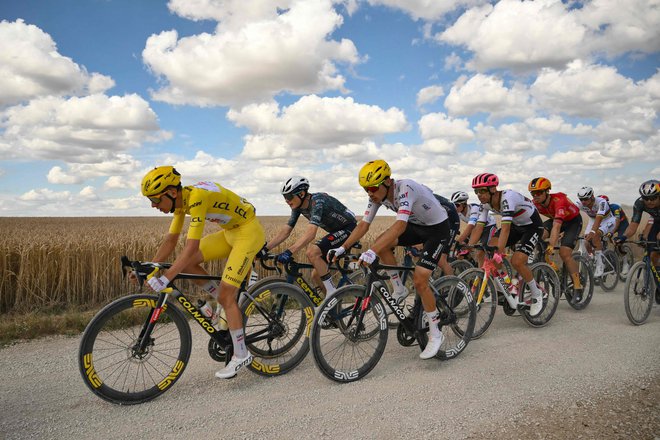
468, 204, 480, 226
395, 184, 414, 222
362, 201, 380, 224
631, 198, 645, 223
596, 200, 610, 216
499, 193, 515, 223
185, 189, 210, 240
286, 210, 301, 228
168, 212, 185, 235
308, 197, 324, 226
476, 204, 490, 224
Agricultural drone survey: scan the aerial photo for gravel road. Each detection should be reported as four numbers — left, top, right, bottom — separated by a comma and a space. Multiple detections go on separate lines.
1, 285, 659, 440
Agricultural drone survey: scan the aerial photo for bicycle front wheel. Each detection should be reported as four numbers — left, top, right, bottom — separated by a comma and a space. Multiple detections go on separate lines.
450, 259, 474, 276
457, 268, 496, 339
618, 244, 635, 282
416, 276, 476, 360
623, 262, 654, 325
78, 294, 192, 405
599, 249, 620, 291
311, 285, 388, 383
520, 263, 560, 327
562, 255, 594, 310
241, 282, 314, 377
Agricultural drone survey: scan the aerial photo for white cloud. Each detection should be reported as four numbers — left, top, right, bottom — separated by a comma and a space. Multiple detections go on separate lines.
144, 0, 361, 106
475, 122, 548, 153
19, 188, 71, 202
47, 155, 142, 184
418, 112, 473, 154
444, 74, 533, 118
0, 19, 114, 107
416, 85, 444, 108
0, 94, 171, 162
366, 0, 484, 21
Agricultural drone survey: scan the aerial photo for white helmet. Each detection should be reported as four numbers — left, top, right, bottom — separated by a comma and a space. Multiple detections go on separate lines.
639, 179, 660, 197
281, 176, 309, 195
577, 186, 594, 199
450, 191, 469, 204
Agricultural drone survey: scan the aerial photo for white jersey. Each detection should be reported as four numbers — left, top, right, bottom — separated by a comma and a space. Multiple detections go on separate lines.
460, 203, 496, 227
575, 196, 612, 219
362, 178, 448, 226
477, 189, 537, 226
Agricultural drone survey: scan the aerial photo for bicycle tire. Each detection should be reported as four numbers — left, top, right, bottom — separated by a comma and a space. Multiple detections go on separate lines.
310, 285, 388, 383
562, 255, 594, 310
241, 282, 314, 377
519, 263, 560, 327
618, 244, 635, 282
457, 268, 497, 339
599, 249, 620, 291
450, 259, 474, 276
416, 276, 476, 360
623, 262, 654, 325
78, 294, 192, 405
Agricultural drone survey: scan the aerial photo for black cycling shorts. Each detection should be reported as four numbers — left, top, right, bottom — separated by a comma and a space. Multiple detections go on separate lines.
494, 211, 543, 257
542, 215, 582, 249
397, 220, 451, 270
315, 223, 356, 262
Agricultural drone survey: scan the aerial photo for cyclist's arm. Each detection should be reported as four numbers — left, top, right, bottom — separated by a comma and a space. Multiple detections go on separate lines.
622, 221, 639, 240
370, 219, 407, 254
152, 232, 180, 262
642, 220, 652, 239
548, 220, 563, 249
288, 223, 319, 253
161, 238, 204, 282
457, 223, 474, 244
589, 214, 604, 236
497, 222, 511, 254
265, 225, 294, 250
467, 222, 484, 245
338, 220, 370, 251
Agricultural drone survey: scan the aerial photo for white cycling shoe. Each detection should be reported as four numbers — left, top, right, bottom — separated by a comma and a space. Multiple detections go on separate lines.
529, 295, 543, 317
215, 354, 253, 379
419, 333, 444, 360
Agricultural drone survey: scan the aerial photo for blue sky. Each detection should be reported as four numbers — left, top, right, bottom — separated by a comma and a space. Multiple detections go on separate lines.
0, 0, 658, 217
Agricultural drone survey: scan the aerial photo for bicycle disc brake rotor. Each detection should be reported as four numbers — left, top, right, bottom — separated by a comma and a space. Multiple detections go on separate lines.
396, 321, 416, 346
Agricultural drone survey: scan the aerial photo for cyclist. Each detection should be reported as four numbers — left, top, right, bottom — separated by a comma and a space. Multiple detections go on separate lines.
468, 173, 544, 316
263, 176, 357, 296
615, 179, 660, 277
599, 194, 631, 275
141, 166, 265, 379
451, 190, 496, 265
434, 193, 461, 276
529, 177, 584, 302
328, 159, 453, 359
575, 187, 615, 277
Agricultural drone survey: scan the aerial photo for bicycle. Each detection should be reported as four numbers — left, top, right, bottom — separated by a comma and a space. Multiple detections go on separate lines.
540, 242, 594, 311
610, 238, 635, 282
575, 236, 619, 291
310, 255, 476, 383
78, 256, 314, 405
623, 240, 660, 325
458, 244, 561, 339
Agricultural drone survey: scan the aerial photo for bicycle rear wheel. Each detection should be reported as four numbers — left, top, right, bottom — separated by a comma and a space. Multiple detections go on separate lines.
457, 268, 496, 339
241, 282, 314, 377
562, 255, 594, 310
450, 259, 474, 276
416, 276, 476, 360
623, 262, 654, 325
78, 294, 192, 405
520, 263, 560, 327
599, 249, 620, 291
310, 285, 388, 383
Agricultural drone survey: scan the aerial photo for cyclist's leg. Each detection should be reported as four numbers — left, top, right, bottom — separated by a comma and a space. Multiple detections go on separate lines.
510, 219, 544, 316
311, 224, 355, 295
560, 216, 583, 290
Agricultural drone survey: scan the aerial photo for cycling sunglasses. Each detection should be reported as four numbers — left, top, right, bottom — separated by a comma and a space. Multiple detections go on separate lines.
530, 190, 546, 197
364, 183, 383, 193
641, 195, 658, 201
283, 191, 304, 201
148, 192, 167, 204
474, 188, 490, 195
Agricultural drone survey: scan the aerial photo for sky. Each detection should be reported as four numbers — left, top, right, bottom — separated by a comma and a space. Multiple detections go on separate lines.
0, 0, 658, 217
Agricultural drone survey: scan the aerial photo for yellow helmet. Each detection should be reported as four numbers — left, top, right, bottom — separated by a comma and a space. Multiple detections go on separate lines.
358, 160, 391, 188
141, 166, 181, 197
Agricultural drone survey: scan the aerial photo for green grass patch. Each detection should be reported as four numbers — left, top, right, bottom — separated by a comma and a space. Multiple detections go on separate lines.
0, 307, 100, 347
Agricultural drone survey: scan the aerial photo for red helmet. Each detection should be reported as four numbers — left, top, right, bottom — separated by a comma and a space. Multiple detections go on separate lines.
472, 173, 499, 188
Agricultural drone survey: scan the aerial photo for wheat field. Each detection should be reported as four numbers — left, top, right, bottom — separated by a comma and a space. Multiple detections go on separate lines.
0, 216, 394, 314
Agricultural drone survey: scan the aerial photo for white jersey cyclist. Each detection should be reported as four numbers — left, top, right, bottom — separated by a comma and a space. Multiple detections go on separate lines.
362, 178, 448, 225
477, 189, 536, 226
462, 203, 496, 227
576, 195, 616, 235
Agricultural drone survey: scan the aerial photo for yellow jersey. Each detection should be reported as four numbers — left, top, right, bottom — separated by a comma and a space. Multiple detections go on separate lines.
168, 181, 256, 240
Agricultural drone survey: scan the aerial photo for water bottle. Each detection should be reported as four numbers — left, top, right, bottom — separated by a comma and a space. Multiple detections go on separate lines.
196, 299, 214, 319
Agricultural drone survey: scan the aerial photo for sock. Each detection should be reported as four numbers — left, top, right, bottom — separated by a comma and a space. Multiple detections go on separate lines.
527, 279, 542, 298
202, 280, 220, 300
571, 272, 582, 289
230, 328, 248, 358
425, 311, 441, 339
595, 250, 604, 263
388, 270, 405, 293
320, 272, 336, 295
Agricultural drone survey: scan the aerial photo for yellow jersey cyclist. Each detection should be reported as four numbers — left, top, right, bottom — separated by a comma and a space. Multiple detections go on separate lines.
575, 187, 616, 277
141, 166, 265, 379
451, 190, 497, 266
615, 179, 660, 279
263, 176, 357, 296
468, 173, 545, 316
328, 159, 454, 360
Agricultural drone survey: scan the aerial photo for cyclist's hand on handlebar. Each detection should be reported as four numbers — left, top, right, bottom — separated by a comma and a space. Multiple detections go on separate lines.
358, 249, 377, 266
327, 246, 345, 262
276, 249, 293, 264
256, 244, 269, 260
493, 252, 504, 264
613, 235, 626, 244
147, 275, 169, 292
127, 270, 139, 285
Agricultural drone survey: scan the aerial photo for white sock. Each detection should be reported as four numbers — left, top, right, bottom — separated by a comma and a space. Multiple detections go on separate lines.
425, 311, 441, 339
527, 279, 542, 298
320, 272, 336, 295
388, 270, 405, 293
230, 328, 248, 358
